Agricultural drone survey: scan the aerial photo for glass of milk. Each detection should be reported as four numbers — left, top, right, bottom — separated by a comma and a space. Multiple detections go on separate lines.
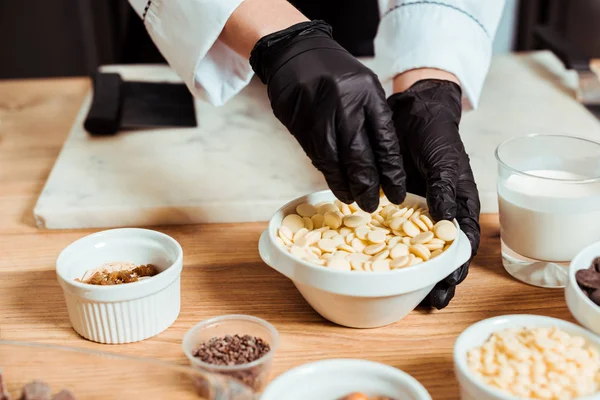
496, 134, 600, 288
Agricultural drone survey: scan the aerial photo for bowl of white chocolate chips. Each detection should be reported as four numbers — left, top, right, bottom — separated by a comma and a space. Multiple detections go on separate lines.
258, 190, 472, 328
454, 314, 600, 400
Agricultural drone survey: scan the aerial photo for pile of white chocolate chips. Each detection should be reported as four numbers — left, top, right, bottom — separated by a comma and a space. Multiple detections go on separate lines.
275, 194, 457, 271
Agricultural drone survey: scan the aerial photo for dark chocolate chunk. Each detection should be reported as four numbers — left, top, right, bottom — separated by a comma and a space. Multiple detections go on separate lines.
593, 257, 600, 273
20, 381, 51, 400
590, 290, 600, 306
576, 269, 600, 290
51, 390, 76, 400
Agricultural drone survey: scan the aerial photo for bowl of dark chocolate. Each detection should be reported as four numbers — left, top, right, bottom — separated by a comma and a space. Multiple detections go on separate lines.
0, 339, 255, 400
566, 241, 600, 335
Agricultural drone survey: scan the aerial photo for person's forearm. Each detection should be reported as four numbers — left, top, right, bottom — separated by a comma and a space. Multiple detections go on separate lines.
393, 68, 460, 93
220, 0, 308, 59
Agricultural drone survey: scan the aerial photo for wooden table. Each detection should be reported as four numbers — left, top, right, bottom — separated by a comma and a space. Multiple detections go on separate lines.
0, 77, 576, 399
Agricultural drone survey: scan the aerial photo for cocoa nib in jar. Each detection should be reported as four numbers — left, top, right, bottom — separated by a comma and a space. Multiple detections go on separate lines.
192, 334, 271, 391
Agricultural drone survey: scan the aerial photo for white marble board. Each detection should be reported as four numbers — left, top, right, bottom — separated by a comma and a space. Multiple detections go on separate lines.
34, 52, 600, 229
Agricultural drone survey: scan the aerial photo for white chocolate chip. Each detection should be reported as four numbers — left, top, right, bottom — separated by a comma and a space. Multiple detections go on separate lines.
322, 230, 337, 239
327, 258, 351, 271
390, 243, 409, 259
420, 215, 434, 230
311, 214, 324, 229
282, 214, 305, 233
343, 214, 366, 228
351, 238, 367, 253
293, 228, 309, 242
355, 226, 370, 240
402, 220, 420, 237
337, 244, 356, 253
339, 227, 353, 236
390, 255, 410, 269
410, 243, 431, 261
412, 217, 429, 232
296, 203, 317, 218
324, 211, 342, 230
317, 203, 338, 215
302, 216, 314, 230
370, 249, 390, 261
434, 220, 458, 241
371, 259, 391, 271
364, 242, 386, 255
367, 230, 386, 244
389, 217, 407, 231
411, 231, 434, 245
317, 238, 337, 253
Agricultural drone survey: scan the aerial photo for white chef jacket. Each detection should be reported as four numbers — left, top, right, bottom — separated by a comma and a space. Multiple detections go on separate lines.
129, 0, 505, 108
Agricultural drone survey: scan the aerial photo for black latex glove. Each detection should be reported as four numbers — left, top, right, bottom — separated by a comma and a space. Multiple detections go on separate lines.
250, 20, 406, 212
387, 80, 481, 310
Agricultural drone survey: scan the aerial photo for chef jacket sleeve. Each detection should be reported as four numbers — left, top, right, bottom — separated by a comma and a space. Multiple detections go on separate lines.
128, 0, 254, 106
373, 0, 505, 108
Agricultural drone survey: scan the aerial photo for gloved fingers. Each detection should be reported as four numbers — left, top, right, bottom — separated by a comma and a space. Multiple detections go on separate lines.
455, 165, 482, 258
364, 88, 407, 205
443, 260, 471, 287
334, 105, 381, 212
422, 135, 461, 222
427, 280, 456, 310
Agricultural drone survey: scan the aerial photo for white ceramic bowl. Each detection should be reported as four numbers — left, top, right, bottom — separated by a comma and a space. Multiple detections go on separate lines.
56, 228, 183, 344
566, 241, 600, 336
258, 190, 471, 328
260, 359, 431, 400
454, 314, 600, 400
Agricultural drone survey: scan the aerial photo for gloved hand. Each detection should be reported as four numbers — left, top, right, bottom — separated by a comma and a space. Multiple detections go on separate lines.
250, 20, 406, 212
387, 80, 481, 309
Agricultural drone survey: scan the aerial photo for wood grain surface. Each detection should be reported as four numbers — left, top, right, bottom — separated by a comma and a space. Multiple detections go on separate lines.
0, 77, 577, 399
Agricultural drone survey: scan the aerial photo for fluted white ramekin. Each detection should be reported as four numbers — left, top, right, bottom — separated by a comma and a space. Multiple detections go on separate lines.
56, 228, 183, 344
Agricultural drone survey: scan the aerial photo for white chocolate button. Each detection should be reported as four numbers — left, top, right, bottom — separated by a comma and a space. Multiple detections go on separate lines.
322, 230, 337, 239
275, 237, 285, 247
340, 203, 352, 216
349, 202, 360, 212
402, 237, 412, 246
430, 249, 443, 259
410, 256, 424, 266
338, 244, 355, 253
343, 214, 366, 228
296, 203, 317, 218
351, 238, 366, 252
390, 243, 409, 259
317, 238, 337, 253
364, 242, 386, 255
302, 216, 314, 230
339, 227, 353, 236
390, 255, 410, 269
361, 261, 373, 271
317, 203, 338, 215
411, 231, 434, 245
282, 214, 305, 233
420, 215, 434, 230
290, 245, 309, 260
370, 249, 390, 261
434, 220, 458, 241
311, 214, 324, 229
389, 217, 407, 231
410, 243, 431, 261
355, 226, 370, 240
367, 230, 386, 244
332, 234, 346, 247
424, 242, 444, 251
345, 233, 355, 245
293, 228, 309, 242
278, 226, 294, 242
412, 217, 429, 232
354, 210, 372, 224
324, 211, 342, 230
327, 258, 351, 271
371, 259, 390, 271
309, 246, 322, 257
402, 208, 415, 219
388, 236, 401, 248
402, 220, 420, 237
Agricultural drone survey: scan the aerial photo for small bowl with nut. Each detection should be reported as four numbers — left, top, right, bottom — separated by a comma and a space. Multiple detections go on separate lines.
182, 314, 279, 393
453, 314, 600, 400
260, 359, 431, 400
56, 228, 183, 344
566, 241, 600, 336
258, 190, 471, 328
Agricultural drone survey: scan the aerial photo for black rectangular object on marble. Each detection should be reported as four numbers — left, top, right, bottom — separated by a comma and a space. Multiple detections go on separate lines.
84, 72, 197, 136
